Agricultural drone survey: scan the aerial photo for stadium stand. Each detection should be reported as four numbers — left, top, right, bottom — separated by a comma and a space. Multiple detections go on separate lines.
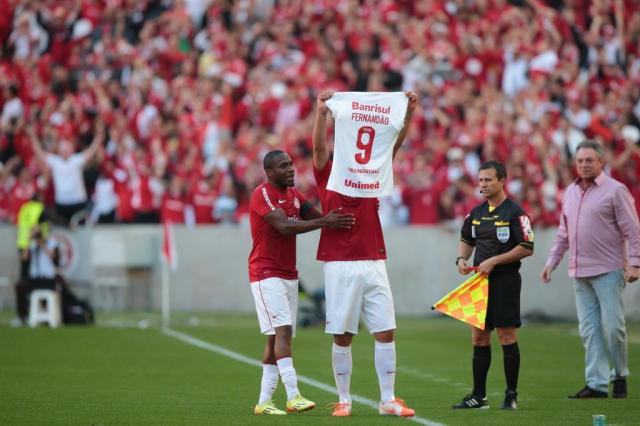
0, 0, 639, 227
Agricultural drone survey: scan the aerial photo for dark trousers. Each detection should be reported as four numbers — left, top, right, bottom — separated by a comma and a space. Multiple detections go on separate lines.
19, 250, 29, 280
97, 210, 116, 224
134, 210, 160, 223
55, 202, 88, 225
15, 277, 57, 321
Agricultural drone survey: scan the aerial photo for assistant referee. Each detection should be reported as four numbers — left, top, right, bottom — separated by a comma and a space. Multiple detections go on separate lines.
452, 161, 534, 411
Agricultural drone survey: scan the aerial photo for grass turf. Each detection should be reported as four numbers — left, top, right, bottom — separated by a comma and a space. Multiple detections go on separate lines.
0, 313, 638, 425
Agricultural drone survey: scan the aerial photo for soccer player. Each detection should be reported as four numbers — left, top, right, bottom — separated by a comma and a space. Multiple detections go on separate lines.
454, 161, 534, 410
312, 91, 417, 417
249, 150, 355, 415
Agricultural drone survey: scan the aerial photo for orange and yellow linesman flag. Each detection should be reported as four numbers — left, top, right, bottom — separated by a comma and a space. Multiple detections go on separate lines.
431, 273, 489, 330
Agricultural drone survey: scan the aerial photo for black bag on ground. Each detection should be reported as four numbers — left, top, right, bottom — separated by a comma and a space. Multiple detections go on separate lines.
57, 276, 95, 325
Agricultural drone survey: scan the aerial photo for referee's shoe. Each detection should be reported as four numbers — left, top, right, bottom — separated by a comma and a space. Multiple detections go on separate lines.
452, 394, 489, 409
500, 390, 518, 410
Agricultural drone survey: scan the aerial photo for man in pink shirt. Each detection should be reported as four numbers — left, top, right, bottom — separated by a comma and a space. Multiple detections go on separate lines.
541, 140, 640, 399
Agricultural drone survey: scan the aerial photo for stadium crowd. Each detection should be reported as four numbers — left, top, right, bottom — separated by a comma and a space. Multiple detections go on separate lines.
0, 0, 639, 228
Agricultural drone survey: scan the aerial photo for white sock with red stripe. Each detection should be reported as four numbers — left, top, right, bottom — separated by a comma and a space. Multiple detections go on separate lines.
276, 357, 299, 400
375, 341, 396, 403
332, 343, 352, 403
258, 363, 279, 404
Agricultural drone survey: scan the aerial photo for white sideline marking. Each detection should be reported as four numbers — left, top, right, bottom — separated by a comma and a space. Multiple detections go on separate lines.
397, 367, 509, 400
398, 366, 468, 389
162, 328, 444, 426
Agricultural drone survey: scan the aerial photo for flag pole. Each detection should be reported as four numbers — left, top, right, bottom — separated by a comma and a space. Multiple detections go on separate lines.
161, 221, 177, 329
161, 258, 170, 329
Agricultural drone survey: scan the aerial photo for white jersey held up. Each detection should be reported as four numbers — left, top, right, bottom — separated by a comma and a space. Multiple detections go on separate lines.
326, 92, 408, 198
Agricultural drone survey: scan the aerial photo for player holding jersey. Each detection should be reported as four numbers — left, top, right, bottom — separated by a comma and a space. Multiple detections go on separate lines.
312, 91, 418, 417
249, 150, 355, 416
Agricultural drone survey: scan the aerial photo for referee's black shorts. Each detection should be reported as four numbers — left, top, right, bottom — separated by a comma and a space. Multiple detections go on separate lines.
485, 269, 521, 330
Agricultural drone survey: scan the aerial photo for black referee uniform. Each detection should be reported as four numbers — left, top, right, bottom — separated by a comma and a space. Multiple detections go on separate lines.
461, 198, 535, 330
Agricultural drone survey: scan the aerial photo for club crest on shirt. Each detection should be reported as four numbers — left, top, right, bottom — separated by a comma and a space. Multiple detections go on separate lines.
294, 197, 300, 209
519, 215, 534, 242
496, 226, 510, 243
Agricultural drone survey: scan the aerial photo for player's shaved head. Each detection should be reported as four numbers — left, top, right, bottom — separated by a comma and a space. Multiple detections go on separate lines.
263, 150, 295, 189
263, 150, 287, 170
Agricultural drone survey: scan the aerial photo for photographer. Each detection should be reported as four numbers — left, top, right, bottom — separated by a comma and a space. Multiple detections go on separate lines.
15, 224, 60, 324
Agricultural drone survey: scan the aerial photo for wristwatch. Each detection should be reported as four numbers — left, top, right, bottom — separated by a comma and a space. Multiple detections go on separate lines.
455, 256, 466, 266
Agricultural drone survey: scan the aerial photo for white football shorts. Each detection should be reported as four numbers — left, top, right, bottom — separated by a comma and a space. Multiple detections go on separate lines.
324, 260, 396, 335
250, 277, 298, 336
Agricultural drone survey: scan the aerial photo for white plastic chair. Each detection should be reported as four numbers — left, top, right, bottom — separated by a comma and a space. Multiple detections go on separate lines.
28, 289, 62, 328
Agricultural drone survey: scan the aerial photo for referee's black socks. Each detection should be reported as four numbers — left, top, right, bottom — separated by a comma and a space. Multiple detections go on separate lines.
472, 345, 491, 398
502, 342, 520, 392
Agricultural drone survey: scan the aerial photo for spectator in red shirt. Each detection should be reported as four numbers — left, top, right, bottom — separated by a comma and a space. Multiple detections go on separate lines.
160, 175, 193, 225
0, 155, 20, 222
189, 172, 219, 224
402, 164, 441, 225
9, 164, 37, 222
34, 2, 81, 66
130, 159, 164, 224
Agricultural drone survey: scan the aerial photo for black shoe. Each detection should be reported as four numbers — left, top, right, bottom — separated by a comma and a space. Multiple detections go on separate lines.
568, 386, 608, 399
452, 394, 489, 409
500, 390, 518, 410
612, 378, 627, 399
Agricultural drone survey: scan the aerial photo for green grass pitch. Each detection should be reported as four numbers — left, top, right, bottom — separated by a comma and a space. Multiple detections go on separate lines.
0, 313, 638, 425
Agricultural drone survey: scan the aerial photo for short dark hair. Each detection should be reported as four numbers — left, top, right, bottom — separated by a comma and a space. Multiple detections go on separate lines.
263, 150, 286, 170
8, 84, 19, 97
479, 160, 507, 180
576, 140, 604, 159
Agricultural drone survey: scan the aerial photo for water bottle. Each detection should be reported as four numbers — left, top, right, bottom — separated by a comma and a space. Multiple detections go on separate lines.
592, 414, 606, 426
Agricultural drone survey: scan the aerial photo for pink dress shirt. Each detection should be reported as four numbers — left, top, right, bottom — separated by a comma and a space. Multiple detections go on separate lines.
546, 172, 640, 278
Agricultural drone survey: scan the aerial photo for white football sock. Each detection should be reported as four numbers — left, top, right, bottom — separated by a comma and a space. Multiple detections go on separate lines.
332, 343, 352, 403
375, 341, 396, 403
258, 363, 279, 405
276, 357, 299, 400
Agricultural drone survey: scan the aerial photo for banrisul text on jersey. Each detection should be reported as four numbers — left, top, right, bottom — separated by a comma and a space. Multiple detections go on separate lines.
326, 92, 408, 198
